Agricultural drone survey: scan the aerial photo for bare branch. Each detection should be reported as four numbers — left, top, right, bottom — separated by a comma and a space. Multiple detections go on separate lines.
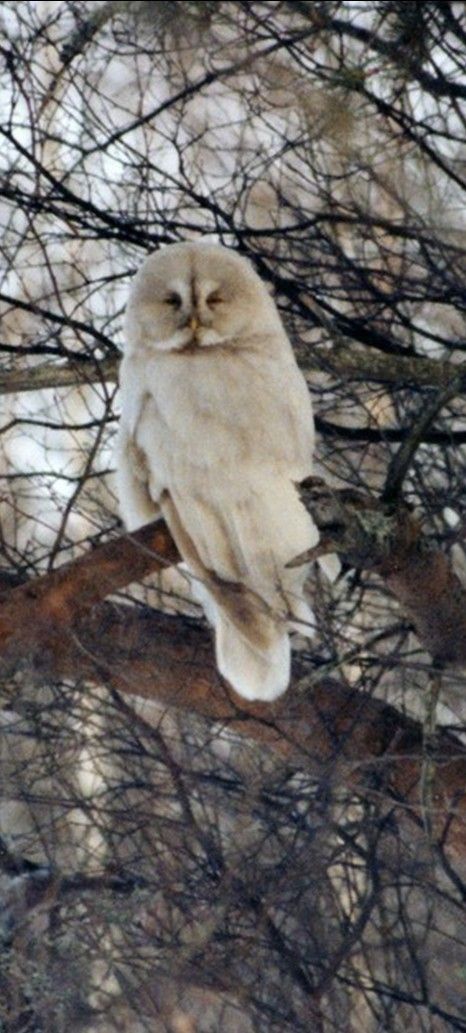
316, 344, 466, 391
1, 346, 464, 400
381, 378, 463, 503
0, 357, 119, 395
0, 496, 465, 857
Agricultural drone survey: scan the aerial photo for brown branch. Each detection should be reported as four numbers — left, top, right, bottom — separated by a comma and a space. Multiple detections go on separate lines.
0, 357, 119, 395
0, 520, 179, 665
300, 480, 466, 667
0, 495, 466, 856
12, 601, 466, 861
3, 487, 466, 671
1, 344, 464, 397
316, 343, 466, 391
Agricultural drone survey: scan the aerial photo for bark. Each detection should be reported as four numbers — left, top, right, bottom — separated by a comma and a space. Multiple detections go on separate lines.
301, 480, 466, 667
1, 489, 466, 857
0, 345, 463, 396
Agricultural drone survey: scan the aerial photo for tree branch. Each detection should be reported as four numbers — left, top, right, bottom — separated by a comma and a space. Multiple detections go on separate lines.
1, 492, 466, 857
0, 520, 179, 668
0, 291, 117, 351
6, 598, 466, 859
1, 344, 464, 398
381, 378, 463, 503
0, 357, 118, 395
301, 480, 466, 667
316, 416, 466, 447
316, 343, 466, 391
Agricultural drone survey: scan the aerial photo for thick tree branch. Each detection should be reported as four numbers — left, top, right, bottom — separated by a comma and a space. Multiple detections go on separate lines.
1, 492, 466, 856
0, 520, 179, 665
4, 599, 466, 860
1, 345, 464, 398
286, 3, 466, 101
0, 357, 118, 395
301, 480, 466, 667
2, 487, 466, 670
321, 12, 466, 102
316, 343, 466, 391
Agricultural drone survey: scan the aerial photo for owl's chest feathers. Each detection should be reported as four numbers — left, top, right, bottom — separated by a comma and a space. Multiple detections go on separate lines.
130, 348, 277, 445
122, 344, 312, 487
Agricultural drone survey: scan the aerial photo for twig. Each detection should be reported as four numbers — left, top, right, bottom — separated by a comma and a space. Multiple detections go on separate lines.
381, 379, 462, 504
420, 667, 443, 843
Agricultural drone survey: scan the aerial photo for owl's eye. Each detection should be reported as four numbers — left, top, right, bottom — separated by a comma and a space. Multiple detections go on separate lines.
164, 292, 182, 308
206, 292, 224, 306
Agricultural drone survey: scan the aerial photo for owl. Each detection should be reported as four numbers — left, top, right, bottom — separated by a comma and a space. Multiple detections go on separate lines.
115, 241, 328, 702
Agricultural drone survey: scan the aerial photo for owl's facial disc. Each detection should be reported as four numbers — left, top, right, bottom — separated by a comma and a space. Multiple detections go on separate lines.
128, 245, 276, 355
157, 276, 227, 351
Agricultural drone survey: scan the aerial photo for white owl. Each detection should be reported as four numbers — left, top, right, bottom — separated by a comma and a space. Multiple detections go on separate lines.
115, 241, 327, 703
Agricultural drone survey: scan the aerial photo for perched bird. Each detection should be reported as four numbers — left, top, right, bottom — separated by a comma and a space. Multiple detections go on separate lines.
115, 241, 328, 702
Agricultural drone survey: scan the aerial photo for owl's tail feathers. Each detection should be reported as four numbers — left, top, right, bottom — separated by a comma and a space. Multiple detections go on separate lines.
318, 552, 341, 582
215, 611, 291, 703
287, 596, 316, 638
191, 575, 292, 702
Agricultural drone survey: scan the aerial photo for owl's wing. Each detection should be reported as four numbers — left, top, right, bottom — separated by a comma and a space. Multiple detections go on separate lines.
279, 363, 315, 480
114, 408, 161, 533
267, 354, 341, 582
233, 362, 313, 484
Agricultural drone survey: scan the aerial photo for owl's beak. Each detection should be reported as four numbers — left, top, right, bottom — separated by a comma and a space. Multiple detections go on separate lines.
189, 315, 199, 333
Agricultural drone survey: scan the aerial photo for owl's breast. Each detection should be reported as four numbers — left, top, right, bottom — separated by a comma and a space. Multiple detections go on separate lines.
124, 345, 313, 486
136, 352, 257, 464
119, 346, 317, 587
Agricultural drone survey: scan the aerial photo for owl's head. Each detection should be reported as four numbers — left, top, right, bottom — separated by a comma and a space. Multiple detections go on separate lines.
124, 242, 285, 354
